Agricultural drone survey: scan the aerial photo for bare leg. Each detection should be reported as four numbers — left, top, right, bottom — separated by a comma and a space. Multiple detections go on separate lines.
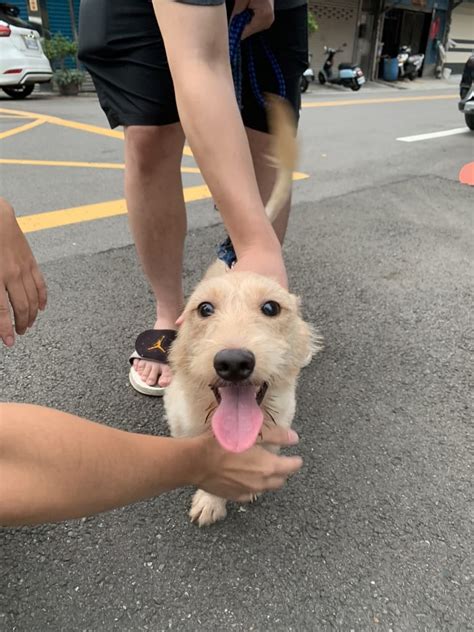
246, 127, 291, 244
124, 124, 186, 387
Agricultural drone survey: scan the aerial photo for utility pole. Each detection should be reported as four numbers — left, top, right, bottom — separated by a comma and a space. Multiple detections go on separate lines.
68, 0, 78, 41
369, 0, 385, 81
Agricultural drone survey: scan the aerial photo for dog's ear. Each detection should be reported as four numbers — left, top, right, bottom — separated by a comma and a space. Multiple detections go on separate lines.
288, 291, 304, 316
305, 321, 323, 358
175, 306, 194, 327
295, 317, 323, 368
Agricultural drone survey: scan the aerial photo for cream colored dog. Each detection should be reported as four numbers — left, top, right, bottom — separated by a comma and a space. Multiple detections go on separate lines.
164, 97, 321, 526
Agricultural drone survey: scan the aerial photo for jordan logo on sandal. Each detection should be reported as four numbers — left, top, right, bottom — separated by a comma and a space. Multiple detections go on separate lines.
147, 335, 166, 353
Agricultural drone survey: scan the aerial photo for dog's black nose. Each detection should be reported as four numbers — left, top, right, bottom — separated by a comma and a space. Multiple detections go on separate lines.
214, 349, 256, 382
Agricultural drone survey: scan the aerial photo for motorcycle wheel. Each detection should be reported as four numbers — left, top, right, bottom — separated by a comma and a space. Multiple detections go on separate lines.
300, 76, 309, 93
465, 112, 474, 131
408, 72, 417, 81
2, 84, 35, 99
351, 81, 361, 92
318, 72, 326, 85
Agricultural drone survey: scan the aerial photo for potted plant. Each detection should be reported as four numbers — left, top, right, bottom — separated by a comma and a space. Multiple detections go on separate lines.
43, 33, 85, 96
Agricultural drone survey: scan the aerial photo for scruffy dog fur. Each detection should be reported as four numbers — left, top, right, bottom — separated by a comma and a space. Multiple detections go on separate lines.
164, 97, 321, 526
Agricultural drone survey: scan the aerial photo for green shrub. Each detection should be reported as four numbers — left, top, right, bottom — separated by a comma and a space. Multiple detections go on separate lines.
53, 69, 85, 87
43, 33, 77, 69
308, 10, 318, 34
43, 33, 85, 88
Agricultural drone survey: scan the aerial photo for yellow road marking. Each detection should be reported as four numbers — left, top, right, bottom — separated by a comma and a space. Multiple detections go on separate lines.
0, 93, 457, 139
302, 94, 457, 109
0, 106, 124, 139
0, 107, 33, 118
44, 116, 125, 138
0, 107, 195, 157
0, 118, 45, 140
18, 173, 308, 234
18, 185, 212, 233
0, 114, 33, 119
0, 105, 309, 234
0, 158, 125, 169
18, 199, 128, 233
0, 158, 307, 181
0, 158, 201, 173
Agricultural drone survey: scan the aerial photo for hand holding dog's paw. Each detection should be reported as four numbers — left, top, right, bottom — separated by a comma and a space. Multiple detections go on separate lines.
192, 427, 302, 504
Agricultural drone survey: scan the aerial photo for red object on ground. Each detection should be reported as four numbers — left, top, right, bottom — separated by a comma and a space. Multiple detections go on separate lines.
459, 162, 474, 186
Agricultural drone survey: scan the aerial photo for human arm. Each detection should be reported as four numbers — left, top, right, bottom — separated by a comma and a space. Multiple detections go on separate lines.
0, 403, 302, 526
0, 197, 47, 347
151, 0, 286, 286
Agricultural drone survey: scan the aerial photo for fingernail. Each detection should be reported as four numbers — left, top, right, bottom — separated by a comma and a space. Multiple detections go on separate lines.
5, 336, 14, 347
288, 429, 299, 444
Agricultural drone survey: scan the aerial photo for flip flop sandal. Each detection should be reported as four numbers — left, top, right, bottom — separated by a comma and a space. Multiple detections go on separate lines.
129, 329, 177, 397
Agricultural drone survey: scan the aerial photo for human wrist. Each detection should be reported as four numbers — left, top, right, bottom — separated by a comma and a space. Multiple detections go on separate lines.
179, 433, 218, 489
232, 221, 282, 258
0, 197, 15, 226
170, 435, 209, 489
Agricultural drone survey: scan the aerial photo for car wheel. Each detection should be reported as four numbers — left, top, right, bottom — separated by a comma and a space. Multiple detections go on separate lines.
2, 84, 35, 99
465, 112, 474, 131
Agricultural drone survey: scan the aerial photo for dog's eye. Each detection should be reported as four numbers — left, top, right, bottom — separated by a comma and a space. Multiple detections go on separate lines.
197, 302, 215, 317
261, 301, 281, 317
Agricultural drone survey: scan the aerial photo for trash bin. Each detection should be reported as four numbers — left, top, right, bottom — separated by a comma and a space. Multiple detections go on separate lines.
383, 57, 399, 82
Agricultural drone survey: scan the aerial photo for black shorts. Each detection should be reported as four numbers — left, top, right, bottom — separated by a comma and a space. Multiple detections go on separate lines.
78, 0, 308, 133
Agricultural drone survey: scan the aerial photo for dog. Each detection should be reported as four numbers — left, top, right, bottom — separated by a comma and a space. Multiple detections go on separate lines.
164, 96, 321, 526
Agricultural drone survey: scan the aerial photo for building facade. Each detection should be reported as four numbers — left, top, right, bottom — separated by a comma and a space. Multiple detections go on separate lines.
7, 0, 79, 40
445, 0, 474, 74
8, 0, 463, 81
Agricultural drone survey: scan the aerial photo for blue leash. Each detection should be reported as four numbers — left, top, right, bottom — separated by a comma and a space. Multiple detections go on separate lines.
228, 10, 286, 109
217, 10, 286, 268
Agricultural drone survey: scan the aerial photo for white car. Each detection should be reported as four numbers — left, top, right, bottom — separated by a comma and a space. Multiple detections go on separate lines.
0, 13, 52, 99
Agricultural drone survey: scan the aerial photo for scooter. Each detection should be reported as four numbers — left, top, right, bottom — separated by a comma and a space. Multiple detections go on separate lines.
300, 53, 315, 93
318, 43, 365, 91
397, 45, 424, 80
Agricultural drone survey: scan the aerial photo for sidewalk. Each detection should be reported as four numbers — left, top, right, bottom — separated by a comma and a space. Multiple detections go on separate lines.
375, 75, 461, 91
35, 71, 460, 98
303, 75, 460, 97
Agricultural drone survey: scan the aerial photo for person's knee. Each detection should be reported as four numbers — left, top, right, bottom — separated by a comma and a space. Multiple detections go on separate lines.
125, 125, 184, 178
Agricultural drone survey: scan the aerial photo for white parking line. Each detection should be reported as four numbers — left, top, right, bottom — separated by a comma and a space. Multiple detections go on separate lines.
397, 128, 468, 143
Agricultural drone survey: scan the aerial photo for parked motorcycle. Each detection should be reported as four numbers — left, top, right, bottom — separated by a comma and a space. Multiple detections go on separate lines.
300, 53, 315, 93
397, 45, 424, 80
458, 54, 474, 131
318, 44, 365, 91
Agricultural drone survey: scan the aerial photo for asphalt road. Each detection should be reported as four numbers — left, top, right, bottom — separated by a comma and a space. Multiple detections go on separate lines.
0, 84, 472, 631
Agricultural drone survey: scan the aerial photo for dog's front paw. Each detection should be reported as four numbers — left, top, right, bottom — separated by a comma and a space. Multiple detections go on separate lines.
249, 493, 261, 503
189, 490, 227, 527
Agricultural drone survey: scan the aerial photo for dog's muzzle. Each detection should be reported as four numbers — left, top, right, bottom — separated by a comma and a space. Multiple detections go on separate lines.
209, 349, 268, 454
213, 348, 255, 382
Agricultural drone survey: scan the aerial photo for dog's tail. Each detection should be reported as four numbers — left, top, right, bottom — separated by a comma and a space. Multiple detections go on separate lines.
264, 94, 299, 224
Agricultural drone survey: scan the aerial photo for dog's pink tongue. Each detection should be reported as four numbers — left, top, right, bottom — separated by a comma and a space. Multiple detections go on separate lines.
212, 384, 263, 453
